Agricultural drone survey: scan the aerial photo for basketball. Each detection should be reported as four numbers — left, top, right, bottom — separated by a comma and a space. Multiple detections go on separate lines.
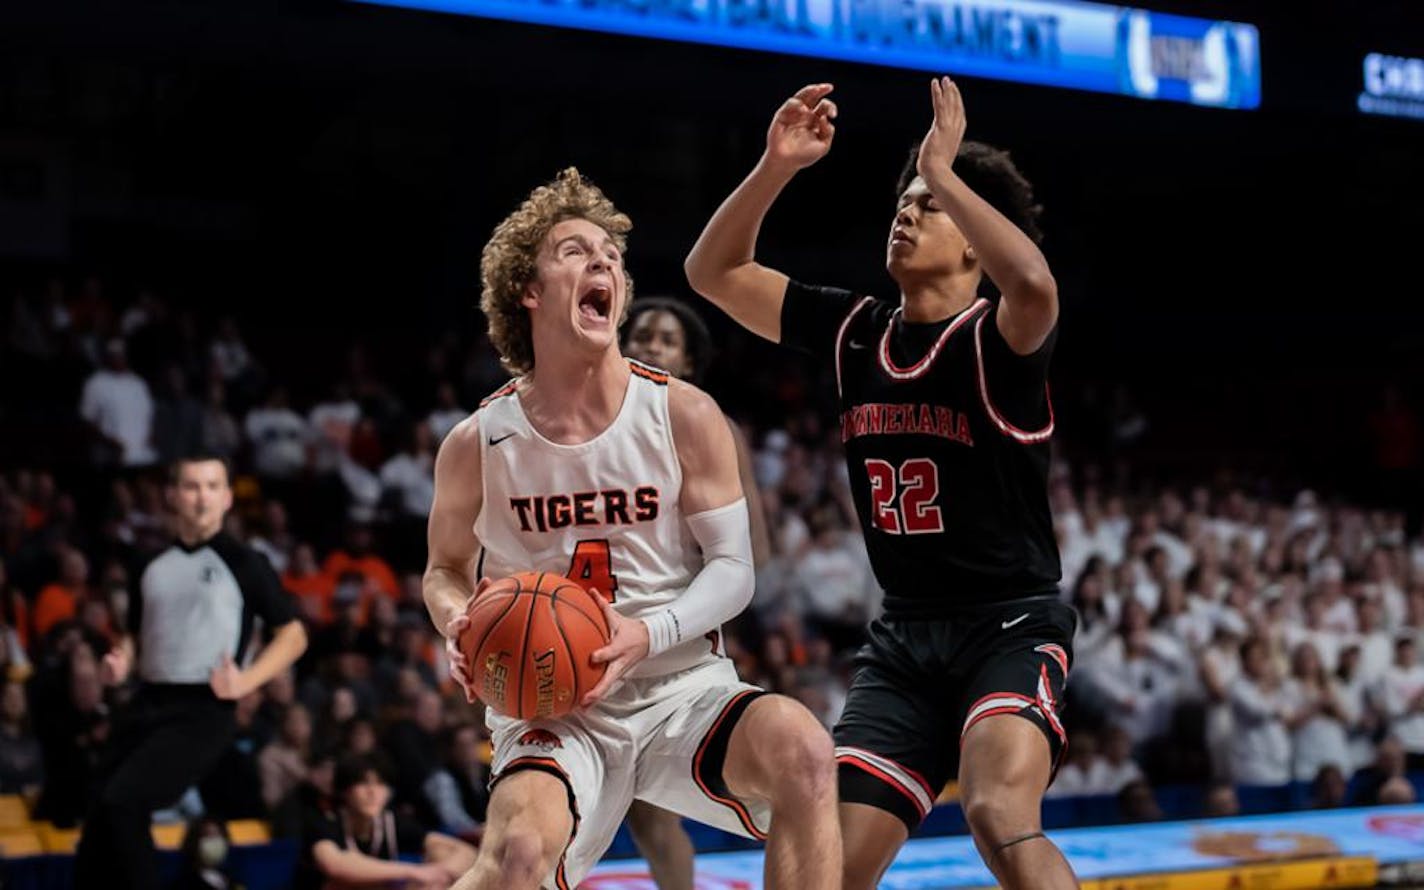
459, 571, 610, 719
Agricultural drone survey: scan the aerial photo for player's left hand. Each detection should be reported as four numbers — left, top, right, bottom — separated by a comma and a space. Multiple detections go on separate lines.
582, 595, 649, 707
917, 76, 967, 185
209, 654, 250, 700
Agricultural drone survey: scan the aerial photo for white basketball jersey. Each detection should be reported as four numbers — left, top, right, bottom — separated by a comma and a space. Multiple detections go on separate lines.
473, 360, 719, 677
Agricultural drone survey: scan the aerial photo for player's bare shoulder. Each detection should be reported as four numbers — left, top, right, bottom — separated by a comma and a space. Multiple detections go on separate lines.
666, 377, 727, 450
434, 413, 482, 481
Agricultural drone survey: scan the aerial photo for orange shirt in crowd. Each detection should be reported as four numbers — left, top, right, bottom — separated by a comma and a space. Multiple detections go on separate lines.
321, 551, 399, 601
283, 571, 337, 623
33, 583, 80, 640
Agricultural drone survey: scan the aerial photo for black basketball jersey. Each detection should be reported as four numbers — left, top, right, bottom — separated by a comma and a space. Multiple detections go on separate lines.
781, 280, 1061, 616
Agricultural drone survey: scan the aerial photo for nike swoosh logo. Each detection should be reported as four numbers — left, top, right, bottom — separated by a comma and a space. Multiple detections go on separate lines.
1001, 613, 1029, 630
847, 340, 867, 350
487, 433, 517, 446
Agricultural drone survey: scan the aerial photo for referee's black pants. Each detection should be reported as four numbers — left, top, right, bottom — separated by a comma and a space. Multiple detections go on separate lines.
74, 684, 236, 890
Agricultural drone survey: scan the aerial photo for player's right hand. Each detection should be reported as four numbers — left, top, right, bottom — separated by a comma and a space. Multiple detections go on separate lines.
765, 84, 837, 172
444, 577, 494, 704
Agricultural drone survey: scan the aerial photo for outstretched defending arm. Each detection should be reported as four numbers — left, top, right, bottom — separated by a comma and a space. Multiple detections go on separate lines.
915, 77, 1058, 354
685, 84, 838, 343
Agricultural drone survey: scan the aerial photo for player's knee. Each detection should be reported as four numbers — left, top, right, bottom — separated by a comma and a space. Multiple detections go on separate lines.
490, 830, 555, 884
962, 782, 1036, 844
764, 710, 836, 802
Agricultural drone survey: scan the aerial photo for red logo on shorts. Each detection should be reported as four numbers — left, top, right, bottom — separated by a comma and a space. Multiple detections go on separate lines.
517, 729, 563, 751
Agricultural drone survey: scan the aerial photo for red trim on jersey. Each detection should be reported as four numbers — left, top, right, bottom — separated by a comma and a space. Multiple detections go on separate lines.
960, 691, 1036, 744
691, 690, 769, 840
876, 299, 989, 381
836, 752, 932, 818
834, 296, 876, 398
478, 379, 519, 408
973, 312, 1055, 443
627, 359, 670, 385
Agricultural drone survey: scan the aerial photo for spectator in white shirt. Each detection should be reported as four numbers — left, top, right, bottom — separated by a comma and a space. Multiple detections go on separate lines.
245, 386, 311, 479
1200, 623, 1244, 781
1099, 724, 1145, 793
1070, 557, 1120, 665
1283, 642, 1353, 783
1354, 598, 1394, 684
427, 382, 467, 444
1379, 637, 1424, 759
1081, 601, 1181, 744
308, 382, 361, 476
792, 505, 875, 652
201, 379, 242, 459
1284, 593, 1343, 674
1047, 730, 1107, 798
210, 316, 255, 385
79, 339, 156, 467
1228, 637, 1294, 786
379, 423, 436, 519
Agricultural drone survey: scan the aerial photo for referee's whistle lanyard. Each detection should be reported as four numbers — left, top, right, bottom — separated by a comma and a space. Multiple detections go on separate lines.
339, 809, 399, 861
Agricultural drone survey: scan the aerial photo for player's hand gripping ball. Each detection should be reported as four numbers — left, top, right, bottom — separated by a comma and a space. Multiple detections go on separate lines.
458, 572, 610, 719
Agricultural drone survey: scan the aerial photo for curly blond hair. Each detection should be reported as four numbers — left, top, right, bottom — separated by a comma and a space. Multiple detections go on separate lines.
480, 167, 634, 375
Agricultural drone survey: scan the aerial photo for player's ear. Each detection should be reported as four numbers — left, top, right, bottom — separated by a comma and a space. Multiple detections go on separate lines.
521, 282, 541, 311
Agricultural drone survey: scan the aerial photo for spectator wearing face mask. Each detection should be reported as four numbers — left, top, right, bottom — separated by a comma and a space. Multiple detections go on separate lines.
173, 817, 240, 890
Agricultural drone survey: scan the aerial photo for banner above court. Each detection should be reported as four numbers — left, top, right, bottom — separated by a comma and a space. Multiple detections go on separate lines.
354, 0, 1261, 109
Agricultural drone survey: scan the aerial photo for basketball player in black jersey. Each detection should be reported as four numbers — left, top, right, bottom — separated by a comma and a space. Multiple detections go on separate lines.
686, 80, 1077, 890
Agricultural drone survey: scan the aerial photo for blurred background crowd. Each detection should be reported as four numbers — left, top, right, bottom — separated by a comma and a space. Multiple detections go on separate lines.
2, 276, 1422, 849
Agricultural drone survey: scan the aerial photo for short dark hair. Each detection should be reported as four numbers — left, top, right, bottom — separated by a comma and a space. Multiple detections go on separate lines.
167, 454, 233, 486
897, 140, 1045, 245
622, 296, 714, 385
334, 753, 388, 795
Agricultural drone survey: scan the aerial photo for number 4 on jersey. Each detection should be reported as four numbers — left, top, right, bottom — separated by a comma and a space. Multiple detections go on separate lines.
865, 458, 945, 535
568, 540, 618, 602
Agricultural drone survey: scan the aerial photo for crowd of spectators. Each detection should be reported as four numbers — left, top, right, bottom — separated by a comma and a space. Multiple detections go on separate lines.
1, 276, 1422, 865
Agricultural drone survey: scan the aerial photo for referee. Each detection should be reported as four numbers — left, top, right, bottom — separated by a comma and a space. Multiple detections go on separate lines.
75, 455, 308, 889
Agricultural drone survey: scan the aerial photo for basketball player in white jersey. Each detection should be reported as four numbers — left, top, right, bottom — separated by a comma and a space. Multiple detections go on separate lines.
423, 168, 841, 890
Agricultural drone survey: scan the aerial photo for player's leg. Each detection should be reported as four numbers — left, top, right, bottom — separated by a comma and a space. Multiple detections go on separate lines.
956, 615, 1078, 890
453, 769, 574, 890
834, 621, 950, 890
625, 800, 694, 890
959, 715, 1076, 890
77, 694, 235, 889
460, 717, 630, 890
720, 694, 841, 889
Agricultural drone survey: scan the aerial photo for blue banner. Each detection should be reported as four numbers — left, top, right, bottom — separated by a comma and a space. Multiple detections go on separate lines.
353, 0, 1261, 109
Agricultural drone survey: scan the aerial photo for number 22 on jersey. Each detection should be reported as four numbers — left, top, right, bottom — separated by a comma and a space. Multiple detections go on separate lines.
567, 539, 618, 602
865, 458, 945, 534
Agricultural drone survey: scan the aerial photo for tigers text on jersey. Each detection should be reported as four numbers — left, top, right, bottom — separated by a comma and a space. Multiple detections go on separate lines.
782, 280, 1062, 616
473, 360, 723, 677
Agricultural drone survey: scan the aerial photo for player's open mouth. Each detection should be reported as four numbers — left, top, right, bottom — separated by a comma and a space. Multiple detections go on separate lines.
890, 228, 915, 247
578, 285, 612, 323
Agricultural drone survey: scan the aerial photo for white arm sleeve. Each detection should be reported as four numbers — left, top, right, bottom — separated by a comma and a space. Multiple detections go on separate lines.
641, 499, 754, 657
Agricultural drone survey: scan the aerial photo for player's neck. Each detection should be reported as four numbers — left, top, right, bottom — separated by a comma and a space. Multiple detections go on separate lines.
176, 519, 222, 547
519, 351, 631, 444
898, 275, 978, 323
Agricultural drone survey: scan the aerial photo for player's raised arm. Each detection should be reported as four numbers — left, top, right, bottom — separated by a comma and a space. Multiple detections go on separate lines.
916, 77, 1058, 354
684, 84, 837, 343
424, 416, 491, 700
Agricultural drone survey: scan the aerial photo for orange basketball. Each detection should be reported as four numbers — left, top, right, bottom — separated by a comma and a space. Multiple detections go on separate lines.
459, 571, 610, 719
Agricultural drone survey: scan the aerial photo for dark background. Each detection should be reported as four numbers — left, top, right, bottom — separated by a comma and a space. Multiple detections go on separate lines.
1, 0, 1421, 491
